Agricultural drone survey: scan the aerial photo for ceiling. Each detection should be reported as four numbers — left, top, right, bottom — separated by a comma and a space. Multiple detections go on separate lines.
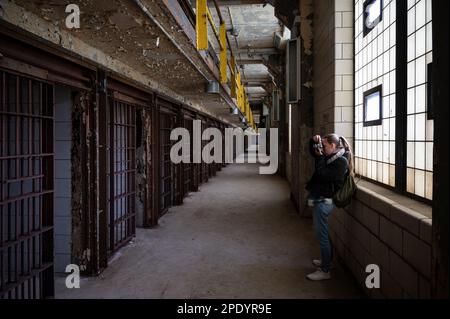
6, 0, 248, 126
4, 0, 287, 127
206, 1, 285, 109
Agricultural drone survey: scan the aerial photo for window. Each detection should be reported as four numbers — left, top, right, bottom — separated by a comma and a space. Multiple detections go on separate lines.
354, 0, 396, 187
363, 86, 383, 126
406, 0, 433, 200
363, 0, 383, 36
355, 0, 434, 202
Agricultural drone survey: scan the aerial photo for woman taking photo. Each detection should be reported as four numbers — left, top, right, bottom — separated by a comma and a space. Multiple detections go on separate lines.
305, 133, 354, 281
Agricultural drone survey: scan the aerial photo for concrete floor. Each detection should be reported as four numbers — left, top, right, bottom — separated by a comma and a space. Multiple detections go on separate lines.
55, 155, 364, 299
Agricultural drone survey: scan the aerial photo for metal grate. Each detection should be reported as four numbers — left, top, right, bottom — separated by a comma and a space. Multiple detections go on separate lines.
0, 71, 54, 299
108, 99, 136, 253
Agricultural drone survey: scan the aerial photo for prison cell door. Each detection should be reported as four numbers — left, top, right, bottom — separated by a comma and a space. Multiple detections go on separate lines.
209, 122, 216, 177
208, 121, 216, 178
201, 119, 209, 184
159, 109, 176, 217
187, 115, 199, 192
173, 110, 183, 206
195, 117, 202, 188
0, 70, 54, 299
212, 122, 222, 176
107, 97, 137, 253
215, 122, 222, 172
183, 116, 194, 196
221, 124, 227, 168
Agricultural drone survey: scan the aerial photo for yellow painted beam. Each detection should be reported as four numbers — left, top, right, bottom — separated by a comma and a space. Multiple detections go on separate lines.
230, 55, 236, 71
245, 99, 248, 119
196, 0, 208, 50
230, 55, 237, 97
236, 72, 242, 110
235, 72, 239, 104
207, 8, 220, 43
246, 99, 250, 120
239, 82, 244, 112
219, 22, 227, 84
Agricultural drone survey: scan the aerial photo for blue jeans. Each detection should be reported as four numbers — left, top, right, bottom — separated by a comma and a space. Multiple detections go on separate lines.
311, 197, 334, 272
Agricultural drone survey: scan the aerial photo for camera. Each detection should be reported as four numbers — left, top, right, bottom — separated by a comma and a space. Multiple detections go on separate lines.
312, 142, 323, 150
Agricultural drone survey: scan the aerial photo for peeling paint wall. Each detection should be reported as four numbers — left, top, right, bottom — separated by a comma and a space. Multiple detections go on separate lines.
144, 106, 155, 227
71, 91, 90, 273
136, 108, 146, 228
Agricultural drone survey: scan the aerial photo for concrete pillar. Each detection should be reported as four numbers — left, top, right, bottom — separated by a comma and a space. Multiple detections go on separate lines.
296, 0, 314, 217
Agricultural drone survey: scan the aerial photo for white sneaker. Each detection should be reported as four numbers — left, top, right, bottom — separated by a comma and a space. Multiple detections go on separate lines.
306, 269, 331, 281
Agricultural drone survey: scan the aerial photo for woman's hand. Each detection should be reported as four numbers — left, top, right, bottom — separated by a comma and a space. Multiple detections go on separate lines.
312, 135, 323, 156
313, 135, 321, 144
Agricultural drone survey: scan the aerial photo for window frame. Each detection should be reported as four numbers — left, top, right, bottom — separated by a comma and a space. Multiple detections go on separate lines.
427, 62, 434, 120
363, 0, 383, 37
363, 85, 383, 127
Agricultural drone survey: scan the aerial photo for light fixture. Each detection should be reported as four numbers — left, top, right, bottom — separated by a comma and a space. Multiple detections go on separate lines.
206, 81, 219, 94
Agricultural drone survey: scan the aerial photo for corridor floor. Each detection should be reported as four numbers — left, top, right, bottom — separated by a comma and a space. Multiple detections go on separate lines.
55, 158, 364, 299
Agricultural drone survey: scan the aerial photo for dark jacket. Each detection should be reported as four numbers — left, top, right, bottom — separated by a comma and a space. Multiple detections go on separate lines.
306, 138, 349, 198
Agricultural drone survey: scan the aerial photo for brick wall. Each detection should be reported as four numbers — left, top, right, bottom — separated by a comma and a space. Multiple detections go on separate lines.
313, 0, 354, 144
333, 0, 354, 146
329, 185, 432, 298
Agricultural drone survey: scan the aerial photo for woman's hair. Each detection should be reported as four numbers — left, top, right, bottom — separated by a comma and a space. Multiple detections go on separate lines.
323, 133, 354, 176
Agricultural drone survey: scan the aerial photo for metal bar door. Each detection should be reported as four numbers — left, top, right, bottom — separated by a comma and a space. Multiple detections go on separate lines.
0, 71, 54, 299
201, 120, 209, 183
183, 118, 193, 196
108, 99, 136, 253
159, 111, 175, 216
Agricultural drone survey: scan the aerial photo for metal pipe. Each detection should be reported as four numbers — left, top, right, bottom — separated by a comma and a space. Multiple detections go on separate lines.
206, 7, 221, 45
212, 0, 225, 23
227, 6, 239, 50
211, 0, 236, 61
